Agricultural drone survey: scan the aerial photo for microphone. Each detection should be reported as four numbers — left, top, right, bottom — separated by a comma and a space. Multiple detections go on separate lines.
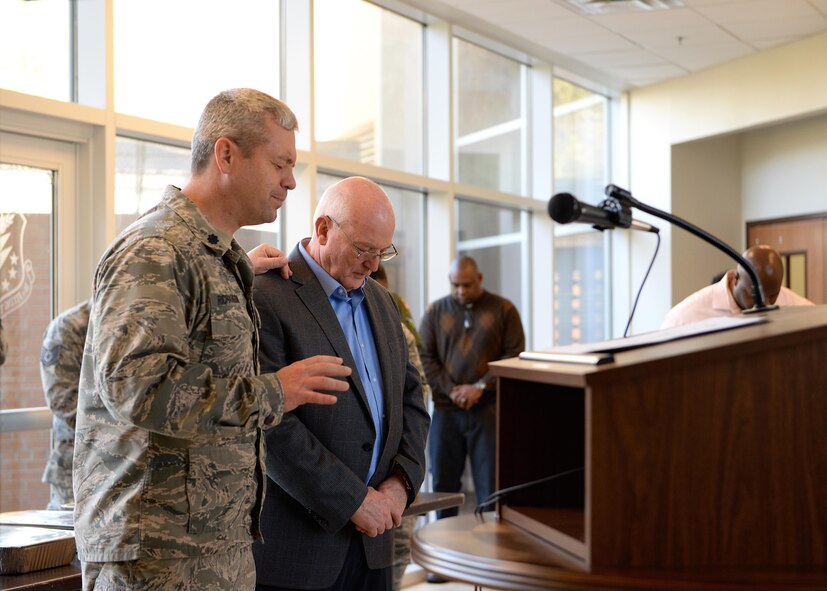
601, 184, 776, 311
548, 192, 659, 233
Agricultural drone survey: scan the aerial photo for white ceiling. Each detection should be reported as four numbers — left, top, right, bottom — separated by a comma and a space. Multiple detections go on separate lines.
408, 0, 827, 89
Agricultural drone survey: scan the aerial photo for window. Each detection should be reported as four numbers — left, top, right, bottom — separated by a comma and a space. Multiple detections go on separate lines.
553, 232, 605, 345
552, 78, 609, 345
0, 148, 63, 511
0, 0, 72, 102
456, 198, 527, 322
113, 0, 280, 126
317, 173, 424, 320
314, 0, 424, 175
453, 38, 527, 195
115, 138, 190, 235
553, 78, 607, 201
115, 137, 280, 251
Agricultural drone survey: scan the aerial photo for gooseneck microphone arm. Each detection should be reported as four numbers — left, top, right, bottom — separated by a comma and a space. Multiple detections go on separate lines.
604, 184, 771, 311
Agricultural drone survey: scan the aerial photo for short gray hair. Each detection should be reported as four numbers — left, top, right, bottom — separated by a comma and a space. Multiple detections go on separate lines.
190, 88, 298, 174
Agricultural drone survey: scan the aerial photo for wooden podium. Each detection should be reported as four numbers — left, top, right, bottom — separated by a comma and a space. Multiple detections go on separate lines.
490, 305, 827, 573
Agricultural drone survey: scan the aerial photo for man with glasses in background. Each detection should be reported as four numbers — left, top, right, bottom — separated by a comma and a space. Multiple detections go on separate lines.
252, 176, 429, 591
419, 256, 524, 581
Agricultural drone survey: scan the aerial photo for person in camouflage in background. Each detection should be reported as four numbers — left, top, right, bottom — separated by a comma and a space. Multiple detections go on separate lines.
391, 323, 430, 591
0, 317, 6, 366
73, 88, 352, 591
40, 299, 90, 509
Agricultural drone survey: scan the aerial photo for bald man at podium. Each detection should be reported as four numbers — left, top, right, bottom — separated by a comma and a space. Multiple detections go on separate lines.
661, 245, 813, 329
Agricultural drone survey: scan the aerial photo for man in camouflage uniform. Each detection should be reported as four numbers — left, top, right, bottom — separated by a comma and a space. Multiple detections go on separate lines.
73, 88, 351, 591
41, 248, 282, 513
40, 299, 90, 509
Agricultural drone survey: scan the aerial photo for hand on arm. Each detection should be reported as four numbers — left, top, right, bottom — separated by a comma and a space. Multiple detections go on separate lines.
247, 243, 292, 278
276, 356, 351, 412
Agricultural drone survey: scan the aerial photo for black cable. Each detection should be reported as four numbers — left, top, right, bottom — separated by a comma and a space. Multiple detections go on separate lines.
473, 466, 584, 521
623, 229, 660, 338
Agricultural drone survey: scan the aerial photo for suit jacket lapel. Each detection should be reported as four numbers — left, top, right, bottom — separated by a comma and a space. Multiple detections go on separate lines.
288, 246, 371, 410
363, 281, 401, 460
363, 282, 395, 398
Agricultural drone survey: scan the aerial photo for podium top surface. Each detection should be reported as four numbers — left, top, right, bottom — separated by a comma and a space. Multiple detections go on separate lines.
491, 305, 827, 387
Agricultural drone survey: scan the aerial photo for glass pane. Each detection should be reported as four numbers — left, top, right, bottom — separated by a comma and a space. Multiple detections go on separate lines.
114, 0, 280, 126
786, 252, 807, 298
553, 78, 608, 345
456, 199, 525, 321
553, 232, 605, 346
314, 0, 424, 175
0, 163, 55, 511
317, 173, 424, 320
553, 78, 607, 202
115, 137, 281, 254
454, 38, 526, 195
115, 138, 190, 235
0, 0, 71, 102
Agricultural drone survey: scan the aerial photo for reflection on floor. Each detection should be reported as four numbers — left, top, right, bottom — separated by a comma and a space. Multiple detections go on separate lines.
406, 582, 475, 591
406, 471, 480, 590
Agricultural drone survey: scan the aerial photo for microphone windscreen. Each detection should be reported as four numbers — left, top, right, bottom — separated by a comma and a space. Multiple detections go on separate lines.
548, 193, 579, 223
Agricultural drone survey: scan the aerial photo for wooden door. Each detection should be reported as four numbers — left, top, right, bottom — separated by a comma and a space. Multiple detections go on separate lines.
747, 215, 826, 304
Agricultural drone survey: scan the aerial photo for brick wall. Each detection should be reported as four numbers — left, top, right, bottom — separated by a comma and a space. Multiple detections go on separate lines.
1, 213, 54, 511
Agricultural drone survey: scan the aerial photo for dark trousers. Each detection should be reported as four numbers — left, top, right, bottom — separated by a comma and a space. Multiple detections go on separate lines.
428, 403, 496, 518
255, 533, 391, 591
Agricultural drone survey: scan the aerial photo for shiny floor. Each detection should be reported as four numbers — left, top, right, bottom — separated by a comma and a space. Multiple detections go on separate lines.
406, 582, 474, 591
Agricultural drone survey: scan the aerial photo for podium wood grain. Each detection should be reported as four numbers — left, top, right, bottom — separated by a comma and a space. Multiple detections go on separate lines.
491, 306, 827, 570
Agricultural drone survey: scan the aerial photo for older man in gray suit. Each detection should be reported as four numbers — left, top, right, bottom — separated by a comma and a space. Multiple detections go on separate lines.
252, 176, 430, 591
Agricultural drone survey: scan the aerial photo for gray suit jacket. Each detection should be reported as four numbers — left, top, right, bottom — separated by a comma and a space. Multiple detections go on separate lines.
251, 245, 430, 589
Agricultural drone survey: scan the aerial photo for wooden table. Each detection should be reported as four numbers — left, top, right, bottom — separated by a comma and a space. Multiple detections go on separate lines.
411, 513, 827, 590
0, 560, 80, 591
403, 492, 464, 517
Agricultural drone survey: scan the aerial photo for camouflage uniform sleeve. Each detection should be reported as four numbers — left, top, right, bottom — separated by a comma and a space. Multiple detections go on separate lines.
91, 236, 283, 438
401, 323, 430, 402
40, 307, 87, 430
0, 318, 6, 366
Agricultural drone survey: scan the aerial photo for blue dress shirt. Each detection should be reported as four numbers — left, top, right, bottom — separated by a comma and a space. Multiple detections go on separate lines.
299, 241, 385, 482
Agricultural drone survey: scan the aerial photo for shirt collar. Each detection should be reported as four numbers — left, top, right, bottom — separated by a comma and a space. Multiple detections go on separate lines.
298, 239, 366, 301
162, 185, 236, 256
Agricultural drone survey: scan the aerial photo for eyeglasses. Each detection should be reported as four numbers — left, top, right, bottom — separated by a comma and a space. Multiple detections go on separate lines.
328, 216, 398, 262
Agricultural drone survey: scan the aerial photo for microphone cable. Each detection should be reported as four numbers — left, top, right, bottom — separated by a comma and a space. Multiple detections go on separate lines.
623, 229, 661, 338
473, 466, 584, 522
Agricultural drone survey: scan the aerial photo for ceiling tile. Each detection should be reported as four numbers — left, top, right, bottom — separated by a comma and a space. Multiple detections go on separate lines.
749, 36, 802, 49
470, 0, 573, 24
608, 63, 689, 79
654, 40, 753, 70
811, 0, 827, 17
589, 7, 712, 33
416, 0, 827, 88
573, 50, 670, 68
631, 23, 739, 49
724, 15, 827, 41
680, 0, 758, 6
693, 0, 819, 23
